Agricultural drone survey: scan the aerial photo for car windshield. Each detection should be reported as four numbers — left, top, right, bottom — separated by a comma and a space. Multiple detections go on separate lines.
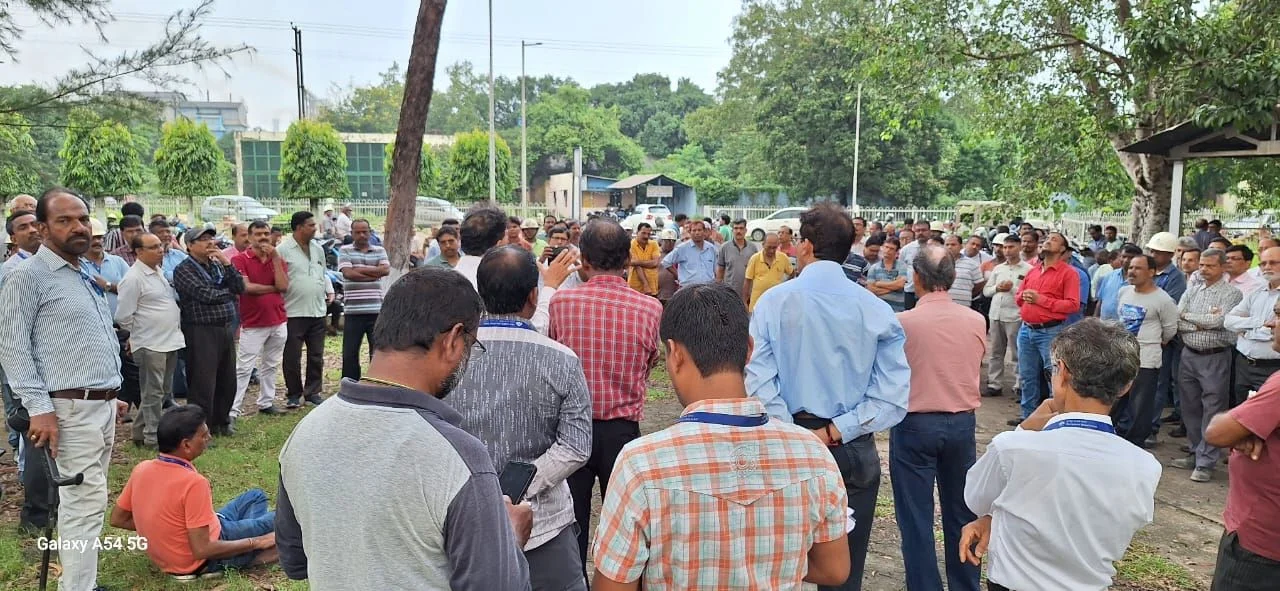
645, 206, 670, 214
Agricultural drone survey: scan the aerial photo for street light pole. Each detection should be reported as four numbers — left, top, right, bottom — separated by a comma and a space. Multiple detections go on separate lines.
521, 41, 542, 210
851, 83, 862, 210
487, 0, 496, 203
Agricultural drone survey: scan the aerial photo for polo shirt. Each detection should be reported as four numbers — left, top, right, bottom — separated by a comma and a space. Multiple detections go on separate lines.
116, 455, 221, 575
715, 239, 758, 297
277, 236, 329, 318
949, 255, 984, 306
628, 239, 661, 295
744, 251, 792, 313
1223, 373, 1280, 561
231, 250, 288, 328
337, 244, 389, 316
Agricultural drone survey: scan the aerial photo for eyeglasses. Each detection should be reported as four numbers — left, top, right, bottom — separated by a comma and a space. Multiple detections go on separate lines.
460, 327, 487, 356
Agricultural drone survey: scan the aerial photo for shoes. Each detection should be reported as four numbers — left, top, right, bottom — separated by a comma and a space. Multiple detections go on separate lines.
258, 405, 285, 416
1190, 468, 1213, 483
1142, 434, 1159, 449
305, 394, 324, 406
18, 521, 46, 537
286, 398, 301, 409
1160, 413, 1182, 424
1169, 456, 1196, 470
1169, 425, 1187, 438
1180, 444, 1192, 454
132, 439, 156, 450
983, 388, 1003, 397
1006, 418, 1022, 427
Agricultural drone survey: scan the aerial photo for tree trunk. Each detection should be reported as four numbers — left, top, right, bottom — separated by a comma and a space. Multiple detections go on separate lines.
385, 0, 448, 278
187, 195, 196, 223
1116, 151, 1172, 247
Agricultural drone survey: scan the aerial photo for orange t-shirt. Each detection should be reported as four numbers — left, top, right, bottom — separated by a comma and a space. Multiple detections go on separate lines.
116, 455, 221, 574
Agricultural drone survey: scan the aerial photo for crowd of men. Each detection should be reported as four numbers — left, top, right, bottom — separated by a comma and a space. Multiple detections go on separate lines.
2, 187, 1278, 591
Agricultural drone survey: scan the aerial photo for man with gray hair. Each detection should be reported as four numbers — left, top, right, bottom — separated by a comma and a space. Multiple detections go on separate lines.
960, 319, 1162, 591
893, 245, 986, 591
1171, 248, 1242, 482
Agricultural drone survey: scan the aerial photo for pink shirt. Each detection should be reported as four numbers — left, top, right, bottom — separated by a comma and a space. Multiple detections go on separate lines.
222, 245, 248, 261
897, 291, 987, 413
1224, 372, 1280, 561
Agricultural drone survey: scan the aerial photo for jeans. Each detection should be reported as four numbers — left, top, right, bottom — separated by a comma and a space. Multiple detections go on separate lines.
284, 317, 327, 400
205, 488, 275, 572
132, 349, 177, 445
1016, 324, 1062, 419
889, 412, 981, 591
341, 313, 378, 381
1111, 367, 1159, 446
1151, 341, 1183, 430
569, 419, 640, 585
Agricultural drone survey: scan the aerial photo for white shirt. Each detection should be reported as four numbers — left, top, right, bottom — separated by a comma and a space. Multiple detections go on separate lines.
115, 261, 186, 353
965, 412, 1161, 591
900, 240, 927, 293
1230, 271, 1264, 297
1223, 282, 1280, 359
457, 254, 557, 334
949, 255, 985, 306
983, 260, 1032, 323
334, 213, 353, 239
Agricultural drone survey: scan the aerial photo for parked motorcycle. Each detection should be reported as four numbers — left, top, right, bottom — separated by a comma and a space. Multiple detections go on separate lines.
320, 239, 346, 333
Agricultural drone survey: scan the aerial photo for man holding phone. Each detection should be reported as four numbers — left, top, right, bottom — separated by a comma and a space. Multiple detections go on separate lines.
449, 246, 591, 591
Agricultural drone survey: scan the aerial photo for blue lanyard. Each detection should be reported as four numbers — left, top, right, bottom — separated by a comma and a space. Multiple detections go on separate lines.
1043, 418, 1115, 434
192, 260, 224, 285
156, 455, 195, 471
479, 318, 535, 331
677, 412, 770, 427
15, 250, 29, 260
77, 267, 105, 298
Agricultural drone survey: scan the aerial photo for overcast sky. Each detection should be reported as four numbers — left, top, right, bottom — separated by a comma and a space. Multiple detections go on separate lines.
1, 0, 740, 129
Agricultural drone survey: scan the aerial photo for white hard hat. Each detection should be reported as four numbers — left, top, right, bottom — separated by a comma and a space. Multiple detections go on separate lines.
992, 232, 1010, 246
1146, 231, 1179, 253
90, 217, 107, 237
658, 228, 678, 240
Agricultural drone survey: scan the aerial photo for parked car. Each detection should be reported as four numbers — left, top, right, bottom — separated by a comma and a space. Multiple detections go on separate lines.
414, 196, 466, 227
1223, 213, 1278, 236
745, 207, 806, 241
621, 203, 674, 232
200, 195, 278, 222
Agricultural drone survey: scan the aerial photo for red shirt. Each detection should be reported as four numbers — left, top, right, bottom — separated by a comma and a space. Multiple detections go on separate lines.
1224, 372, 1280, 561
116, 455, 221, 574
548, 274, 662, 422
232, 250, 287, 328
1015, 258, 1080, 324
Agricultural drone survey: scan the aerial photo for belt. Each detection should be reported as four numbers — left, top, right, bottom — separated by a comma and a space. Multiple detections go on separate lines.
1024, 320, 1062, 330
1241, 355, 1280, 368
50, 389, 118, 401
1185, 345, 1232, 356
791, 413, 873, 442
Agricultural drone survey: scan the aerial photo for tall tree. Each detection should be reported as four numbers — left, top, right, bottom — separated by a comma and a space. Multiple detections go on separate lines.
58, 109, 144, 216
590, 74, 712, 156
154, 118, 229, 219
525, 85, 645, 179
0, 112, 41, 197
385, 141, 441, 196
319, 64, 406, 133
445, 130, 516, 202
279, 120, 349, 214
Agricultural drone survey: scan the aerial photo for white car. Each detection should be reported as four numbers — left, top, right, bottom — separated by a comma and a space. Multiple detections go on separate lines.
746, 207, 806, 241
200, 195, 278, 222
621, 204, 673, 232
414, 196, 466, 227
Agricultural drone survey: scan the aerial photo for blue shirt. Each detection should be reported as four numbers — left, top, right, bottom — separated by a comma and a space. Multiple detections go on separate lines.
82, 253, 130, 317
1154, 262, 1187, 304
1097, 269, 1127, 320
746, 260, 911, 441
661, 240, 718, 288
162, 248, 189, 284
1066, 258, 1091, 325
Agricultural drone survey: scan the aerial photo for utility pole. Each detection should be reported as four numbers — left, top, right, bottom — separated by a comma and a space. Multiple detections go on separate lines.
487, 0, 496, 203
521, 40, 543, 210
851, 83, 861, 210
292, 25, 306, 120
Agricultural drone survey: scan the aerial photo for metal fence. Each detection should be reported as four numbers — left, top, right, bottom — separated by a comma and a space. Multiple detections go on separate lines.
98, 196, 552, 227
702, 205, 958, 222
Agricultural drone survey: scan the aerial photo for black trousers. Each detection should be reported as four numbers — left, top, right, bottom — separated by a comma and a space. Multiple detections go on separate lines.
569, 418, 640, 585
904, 291, 918, 310
284, 317, 326, 400
183, 323, 237, 429
988, 582, 1014, 591
19, 430, 51, 528
794, 416, 880, 591
1232, 352, 1280, 408
341, 313, 378, 381
1112, 367, 1159, 446
1213, 530, 1280, 590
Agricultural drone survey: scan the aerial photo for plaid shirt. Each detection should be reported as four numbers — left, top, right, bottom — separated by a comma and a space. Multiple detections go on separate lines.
1177, 278, 1243, 351
172, 257, 244, 326
549, 274, 661, 422
592, 398, 848, 589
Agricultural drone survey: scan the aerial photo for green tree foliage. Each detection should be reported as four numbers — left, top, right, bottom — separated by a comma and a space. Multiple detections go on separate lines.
590, 74, 712, 156
384, 141, 441, 196
525, 85, 645, 179
445, 130, 517, 202
279, 120, 349, 209
648, 144, 736, 205
318, 64, 405, 133
58, 109, 144, 197
154, 118, 228, 197
0, 112, 41, 196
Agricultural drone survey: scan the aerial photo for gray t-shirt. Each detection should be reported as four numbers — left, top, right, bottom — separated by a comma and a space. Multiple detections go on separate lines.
716, 239, 759, 297
1117, 286, 1179, 369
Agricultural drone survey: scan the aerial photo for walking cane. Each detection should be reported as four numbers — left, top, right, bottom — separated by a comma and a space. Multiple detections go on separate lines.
39, 447, 83, 591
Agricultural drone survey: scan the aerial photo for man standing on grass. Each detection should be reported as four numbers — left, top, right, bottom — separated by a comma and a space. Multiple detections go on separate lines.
173, 226, 245, 435
116, 233, 186, 448
715, 218, 758, 300
278, 212, 332, 409
593, 284, 852, 591
549, 219, 663, 584
230, 221, 290, 420
747, 203, 910, 591
337, 219, 390, 381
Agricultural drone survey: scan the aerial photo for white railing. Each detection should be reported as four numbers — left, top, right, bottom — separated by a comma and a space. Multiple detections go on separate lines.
703, 205, 958, 223
101, 196, 552, 226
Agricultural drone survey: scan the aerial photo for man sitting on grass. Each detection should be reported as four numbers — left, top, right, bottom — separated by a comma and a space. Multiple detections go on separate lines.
110, 405, 278, 578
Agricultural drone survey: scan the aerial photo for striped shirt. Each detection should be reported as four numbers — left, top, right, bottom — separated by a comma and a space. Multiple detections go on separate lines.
445, 314, 592, 549
0, 246, 122, 416
1177, 278, 1243, 351
593, 398, 848, 590
949, 254, 984, 305
336, 244, 389, 315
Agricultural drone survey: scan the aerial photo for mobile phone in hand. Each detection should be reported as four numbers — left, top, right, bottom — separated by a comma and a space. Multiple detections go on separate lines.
499, 461, 538, 504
